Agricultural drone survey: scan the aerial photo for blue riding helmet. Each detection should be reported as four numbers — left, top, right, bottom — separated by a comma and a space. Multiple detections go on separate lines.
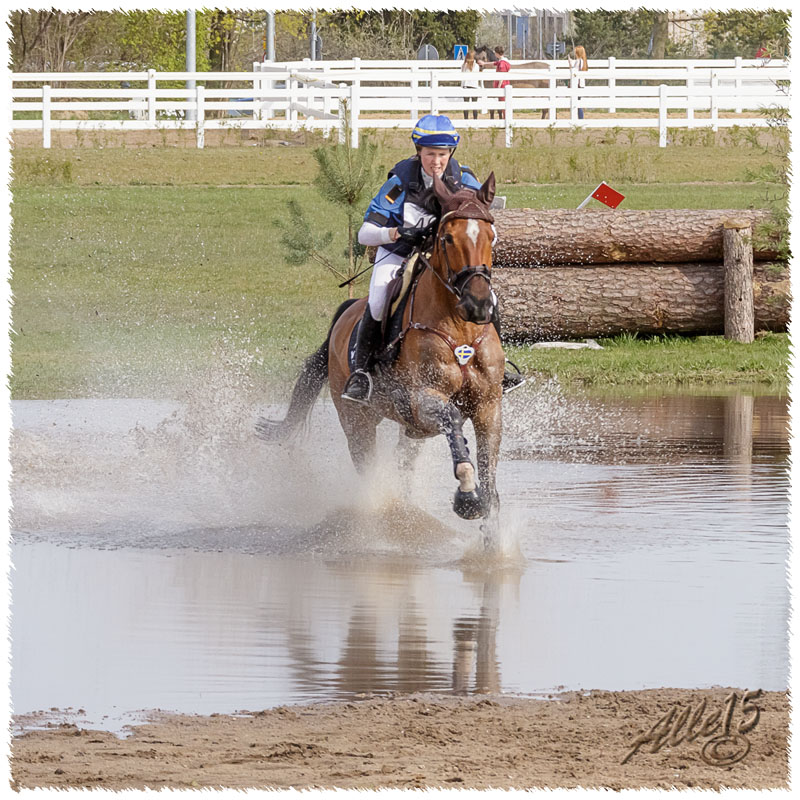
411, 114, 460, 148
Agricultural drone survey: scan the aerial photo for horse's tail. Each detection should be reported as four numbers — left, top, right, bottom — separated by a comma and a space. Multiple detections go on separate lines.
255, 298, 359, 442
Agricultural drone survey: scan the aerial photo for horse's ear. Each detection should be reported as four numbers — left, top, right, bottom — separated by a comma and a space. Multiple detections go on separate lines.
476, 172, 496, 207
433, 172, 453, 203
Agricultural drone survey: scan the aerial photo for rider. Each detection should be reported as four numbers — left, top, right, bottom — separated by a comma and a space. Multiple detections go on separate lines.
341, 113, 524, 403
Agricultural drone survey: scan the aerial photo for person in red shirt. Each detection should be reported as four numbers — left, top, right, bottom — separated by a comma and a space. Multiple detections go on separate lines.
492, 45, 511, 119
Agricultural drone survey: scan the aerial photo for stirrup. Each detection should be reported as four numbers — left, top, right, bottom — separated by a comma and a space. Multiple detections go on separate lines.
502, 359, 527, 395
341, 369, 373, 404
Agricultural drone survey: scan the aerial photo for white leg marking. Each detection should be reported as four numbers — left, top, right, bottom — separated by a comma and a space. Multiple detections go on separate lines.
456, 461, 477, 493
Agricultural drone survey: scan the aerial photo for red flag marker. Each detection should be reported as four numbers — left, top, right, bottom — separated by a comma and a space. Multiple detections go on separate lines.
577, 181, 625, 209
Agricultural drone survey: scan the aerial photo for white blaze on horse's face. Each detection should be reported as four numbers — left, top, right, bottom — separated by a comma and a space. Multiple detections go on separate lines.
465, 219, 480, 248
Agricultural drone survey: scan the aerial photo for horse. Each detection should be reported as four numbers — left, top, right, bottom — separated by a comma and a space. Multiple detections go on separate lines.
475, 44, 551, 120
257, 172, 506, 550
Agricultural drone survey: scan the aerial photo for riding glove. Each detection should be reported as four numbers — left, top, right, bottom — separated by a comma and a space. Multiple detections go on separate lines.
396, 223, 434, 247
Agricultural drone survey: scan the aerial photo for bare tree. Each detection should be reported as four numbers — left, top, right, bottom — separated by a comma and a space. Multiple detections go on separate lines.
11, 10, 92, 71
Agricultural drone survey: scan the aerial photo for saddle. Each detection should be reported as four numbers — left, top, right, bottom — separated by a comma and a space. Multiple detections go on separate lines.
347, 251, 426, 372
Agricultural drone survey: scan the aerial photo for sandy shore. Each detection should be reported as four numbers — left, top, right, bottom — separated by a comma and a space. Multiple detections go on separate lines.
12, 688, 788, 790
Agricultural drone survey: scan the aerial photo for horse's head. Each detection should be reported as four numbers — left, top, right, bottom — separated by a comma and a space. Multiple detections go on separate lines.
476, 44, 496, 62
431, 172, 497, 324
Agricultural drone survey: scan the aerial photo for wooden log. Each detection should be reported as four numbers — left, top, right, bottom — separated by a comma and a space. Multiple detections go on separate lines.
492, 209, 777, 266
723, 220, 755, 343
493, 261, 789, 341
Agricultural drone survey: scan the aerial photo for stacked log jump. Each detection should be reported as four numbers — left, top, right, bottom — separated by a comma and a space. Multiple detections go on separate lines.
491, 209, 788, 341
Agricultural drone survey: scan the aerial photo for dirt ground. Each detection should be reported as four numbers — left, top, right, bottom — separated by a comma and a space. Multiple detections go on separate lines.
11, 688, 788, 790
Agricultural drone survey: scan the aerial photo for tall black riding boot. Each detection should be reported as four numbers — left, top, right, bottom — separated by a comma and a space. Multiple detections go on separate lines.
341, 306, 383, 403
492, 305, 527, 394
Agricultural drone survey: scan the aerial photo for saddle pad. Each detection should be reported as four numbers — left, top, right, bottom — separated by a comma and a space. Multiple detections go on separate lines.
347, 254, 425, 373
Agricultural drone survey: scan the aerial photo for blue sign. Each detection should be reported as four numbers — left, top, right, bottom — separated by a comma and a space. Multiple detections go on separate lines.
454, 44, 468, 59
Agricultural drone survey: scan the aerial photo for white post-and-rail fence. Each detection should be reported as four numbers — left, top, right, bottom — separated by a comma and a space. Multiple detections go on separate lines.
12, 57, 789, 150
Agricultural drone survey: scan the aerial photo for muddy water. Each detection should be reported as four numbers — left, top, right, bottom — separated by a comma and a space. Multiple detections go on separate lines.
10, 388, 789, 732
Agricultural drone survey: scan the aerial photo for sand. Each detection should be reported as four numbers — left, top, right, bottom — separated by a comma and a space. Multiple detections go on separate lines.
11, 687, 788, 790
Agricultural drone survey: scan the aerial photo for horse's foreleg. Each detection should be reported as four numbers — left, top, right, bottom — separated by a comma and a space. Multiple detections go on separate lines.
472, 400, 502, 549
414, 391, 482, 520
397, 428, 423, 492
472, 401, 501, 514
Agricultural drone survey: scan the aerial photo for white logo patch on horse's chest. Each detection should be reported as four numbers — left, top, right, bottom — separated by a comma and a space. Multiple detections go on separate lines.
454, 344, 475, 365
465, 219, 480, 247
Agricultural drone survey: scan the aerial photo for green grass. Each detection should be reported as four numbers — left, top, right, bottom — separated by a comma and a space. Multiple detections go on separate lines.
507, 333, 789, 390
502, 182, 777, 210
9, 144, 789, 399
11, 138, 782, 188
10, 185, 349, 398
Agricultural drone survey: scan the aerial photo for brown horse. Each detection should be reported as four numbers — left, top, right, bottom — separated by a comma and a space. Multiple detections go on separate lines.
475, 45, 551, 120
257, 172, 505, 549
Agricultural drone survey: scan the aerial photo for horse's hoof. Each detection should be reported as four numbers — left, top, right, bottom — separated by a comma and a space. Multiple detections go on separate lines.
255, 417, 286, 442
453, 487, 484, 520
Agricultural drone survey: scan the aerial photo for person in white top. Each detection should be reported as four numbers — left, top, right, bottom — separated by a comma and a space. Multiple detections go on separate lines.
461, 49, 481, 120
568, 45, 588, 120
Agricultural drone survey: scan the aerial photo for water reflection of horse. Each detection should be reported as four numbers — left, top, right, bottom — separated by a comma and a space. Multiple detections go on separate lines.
257, 173, 504, 549
475, 44, 551, 120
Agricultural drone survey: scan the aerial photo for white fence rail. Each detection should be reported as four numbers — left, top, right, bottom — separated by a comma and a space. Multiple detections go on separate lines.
11, 58, 789, 149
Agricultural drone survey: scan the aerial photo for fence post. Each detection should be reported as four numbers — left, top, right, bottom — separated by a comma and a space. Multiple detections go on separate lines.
504, 84, 513, 147
723, 220, 754, 343
264, 63, 276, 121
569, 71, 578, 124
288, 74, 298, 127
658, 84, 668, 147
195, 84, 205, 149
607, 56, 616, 113
148, 68, 156, 123
42, 84, 51, 148
349, 81, 359, 148
337, 83, 347, 144
410, 65, 419, 122
710, 71, 719, 132
686, 64, 694, 125
252, 61, 262, 121
547, 61, 558, 120
429, 70, 438, 114
734, 55, 742, 114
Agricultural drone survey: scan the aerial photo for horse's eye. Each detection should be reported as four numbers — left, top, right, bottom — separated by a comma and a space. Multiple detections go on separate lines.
443, 233, 454, 244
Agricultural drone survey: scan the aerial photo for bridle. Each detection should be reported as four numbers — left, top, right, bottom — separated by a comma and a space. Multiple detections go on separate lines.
386, 202, 496, 369
416, 205, 494, 302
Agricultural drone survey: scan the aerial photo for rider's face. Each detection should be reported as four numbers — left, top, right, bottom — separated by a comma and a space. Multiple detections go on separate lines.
418, 147, 452, 177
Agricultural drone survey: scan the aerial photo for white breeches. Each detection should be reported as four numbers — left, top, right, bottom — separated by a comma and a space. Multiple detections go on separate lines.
367, 248, 406, 320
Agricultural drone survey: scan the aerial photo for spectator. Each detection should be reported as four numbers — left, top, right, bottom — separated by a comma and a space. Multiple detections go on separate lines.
568, 45, 588, 120
461, 49, 480, 120
491, 45, 511, 119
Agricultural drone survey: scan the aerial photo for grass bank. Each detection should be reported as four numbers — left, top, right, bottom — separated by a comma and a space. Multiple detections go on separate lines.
507, 333, 788, 391
10, 146, 788, 399
12, 130, 782, 188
